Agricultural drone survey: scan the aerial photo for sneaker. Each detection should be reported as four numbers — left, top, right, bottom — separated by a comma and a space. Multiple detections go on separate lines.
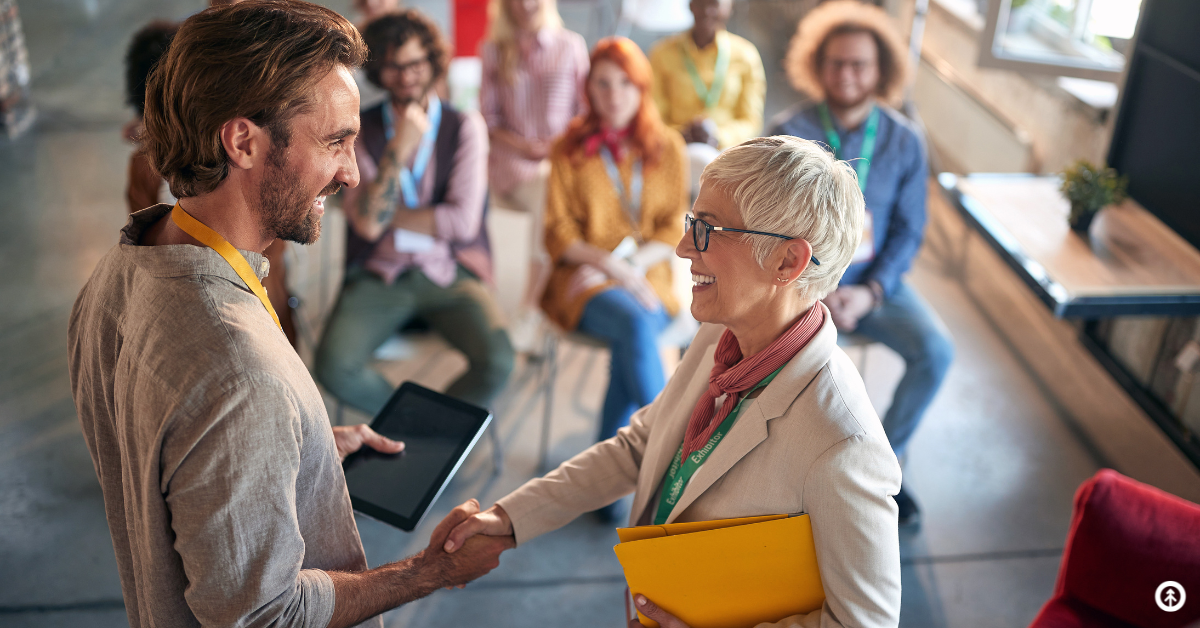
510, 309, 545, 356
895, 486, 922, 528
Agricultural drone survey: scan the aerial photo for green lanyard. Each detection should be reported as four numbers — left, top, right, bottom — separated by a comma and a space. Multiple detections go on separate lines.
680, 35, 730, 111
653, 365, 785, 525
817, 102, 879, 192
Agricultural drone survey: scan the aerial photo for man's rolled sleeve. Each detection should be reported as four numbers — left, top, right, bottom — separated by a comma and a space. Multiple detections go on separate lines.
432, 111, 489, 243
161, 375, 336, 628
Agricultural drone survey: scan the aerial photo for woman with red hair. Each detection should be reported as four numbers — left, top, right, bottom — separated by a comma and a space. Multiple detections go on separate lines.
541, 37, 688, 514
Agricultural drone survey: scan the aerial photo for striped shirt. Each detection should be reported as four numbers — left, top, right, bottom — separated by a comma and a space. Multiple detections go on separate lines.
480, 28, 589, 196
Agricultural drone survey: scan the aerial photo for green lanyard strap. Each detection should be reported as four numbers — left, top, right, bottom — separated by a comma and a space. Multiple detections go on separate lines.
817, 102, 879, 193
653, 365, 785, 525
680, 35, 730, 111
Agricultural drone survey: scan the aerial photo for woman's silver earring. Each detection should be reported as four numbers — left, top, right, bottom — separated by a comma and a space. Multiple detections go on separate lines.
776, 277, 788, 283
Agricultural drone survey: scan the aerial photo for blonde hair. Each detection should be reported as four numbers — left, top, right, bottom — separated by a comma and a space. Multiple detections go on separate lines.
485, 0, 564, 84
700, 136, 864, 301
784, 0, 909, 106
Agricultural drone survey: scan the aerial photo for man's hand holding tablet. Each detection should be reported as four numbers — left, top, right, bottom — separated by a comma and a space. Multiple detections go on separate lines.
342, 382, 496, 531
333, 423, 405, 462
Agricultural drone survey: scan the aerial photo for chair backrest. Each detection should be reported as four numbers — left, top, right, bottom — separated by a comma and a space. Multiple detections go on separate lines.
1055, 469, 1200, 627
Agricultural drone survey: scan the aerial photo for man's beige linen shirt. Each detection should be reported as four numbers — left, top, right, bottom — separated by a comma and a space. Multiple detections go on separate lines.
68, 205, 380, 628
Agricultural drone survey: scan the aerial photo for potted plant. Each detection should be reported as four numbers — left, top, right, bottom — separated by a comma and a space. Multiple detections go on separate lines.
1060, 160, 1128, 235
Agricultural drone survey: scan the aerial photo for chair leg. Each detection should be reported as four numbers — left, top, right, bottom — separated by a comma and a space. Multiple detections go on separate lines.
487, 418, 503, 477
538, 332, 558, 474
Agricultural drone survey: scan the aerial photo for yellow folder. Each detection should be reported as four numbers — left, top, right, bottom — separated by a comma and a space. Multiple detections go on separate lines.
613, 514, 825, 628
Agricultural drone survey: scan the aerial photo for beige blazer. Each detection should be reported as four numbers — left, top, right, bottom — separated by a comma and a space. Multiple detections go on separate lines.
496, 307, 903, 628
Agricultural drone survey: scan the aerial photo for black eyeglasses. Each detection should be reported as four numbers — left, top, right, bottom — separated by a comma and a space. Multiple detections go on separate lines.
684, 214, 820, 265
382, 56, 431, 76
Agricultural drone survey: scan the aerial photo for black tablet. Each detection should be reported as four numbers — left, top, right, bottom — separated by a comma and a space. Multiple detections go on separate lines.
342, 381, 492, 532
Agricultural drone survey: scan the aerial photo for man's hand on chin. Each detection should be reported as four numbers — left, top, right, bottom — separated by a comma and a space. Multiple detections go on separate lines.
333, 423, 405, 462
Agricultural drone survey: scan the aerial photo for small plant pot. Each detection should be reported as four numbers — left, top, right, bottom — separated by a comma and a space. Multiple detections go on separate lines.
1069, 206, 1098, 235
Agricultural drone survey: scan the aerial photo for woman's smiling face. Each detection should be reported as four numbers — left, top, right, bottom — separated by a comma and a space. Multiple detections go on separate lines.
677, 183, 781, 328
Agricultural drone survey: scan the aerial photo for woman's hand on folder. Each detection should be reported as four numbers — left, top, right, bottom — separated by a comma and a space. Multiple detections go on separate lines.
630, 595, 689, 628
443, 504, 514, 553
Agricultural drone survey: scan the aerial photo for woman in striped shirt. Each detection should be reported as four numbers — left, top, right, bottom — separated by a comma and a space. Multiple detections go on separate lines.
480, 0, 589, 350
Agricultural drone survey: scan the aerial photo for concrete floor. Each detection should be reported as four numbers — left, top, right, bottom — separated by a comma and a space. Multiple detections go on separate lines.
1, 1, 1196, 627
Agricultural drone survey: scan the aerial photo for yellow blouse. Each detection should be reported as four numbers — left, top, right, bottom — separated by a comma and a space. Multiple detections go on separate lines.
649, 30, 766, 150
541, 130, 689, 330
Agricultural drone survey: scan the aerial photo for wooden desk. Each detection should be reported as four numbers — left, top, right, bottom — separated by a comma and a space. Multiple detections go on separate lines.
939, 172, 1200, 469
939, 173, 1200, 318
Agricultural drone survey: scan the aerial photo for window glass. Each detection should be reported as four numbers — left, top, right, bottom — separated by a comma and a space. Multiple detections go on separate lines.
982, 0, 1142, 80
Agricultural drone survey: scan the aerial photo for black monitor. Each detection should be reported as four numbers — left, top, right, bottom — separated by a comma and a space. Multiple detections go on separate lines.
1107, 0, 1200, 249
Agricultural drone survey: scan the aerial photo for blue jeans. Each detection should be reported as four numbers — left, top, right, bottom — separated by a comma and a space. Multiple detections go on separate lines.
577, 288, 671, 442
850, 281, 954, 459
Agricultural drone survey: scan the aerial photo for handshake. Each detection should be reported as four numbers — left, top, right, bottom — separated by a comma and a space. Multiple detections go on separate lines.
426, 500, 689, 628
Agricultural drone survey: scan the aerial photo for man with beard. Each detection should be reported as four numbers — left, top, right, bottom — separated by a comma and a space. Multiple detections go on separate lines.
68, 3, 513, 627
770, 1, 954, 527
314, 10, 514, 420
648, 0, 765, 196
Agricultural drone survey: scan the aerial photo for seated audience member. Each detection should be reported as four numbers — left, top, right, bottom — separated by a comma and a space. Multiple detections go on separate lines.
770, 0, 953, 526
316, 10, 515, 415
480, 0, 589, 350
71, 3, 511, 627
540, 37, 687, 500
649, 0, 765, 195
123, 21, 177, 212
445, 136, 903, 628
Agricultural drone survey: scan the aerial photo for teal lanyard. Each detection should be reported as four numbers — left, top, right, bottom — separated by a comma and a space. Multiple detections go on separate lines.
680, 35, 730, 111
599, 145, 643, 228
381, 96, 443, 208
653, 365, 785, 525
817, 102, 879, 193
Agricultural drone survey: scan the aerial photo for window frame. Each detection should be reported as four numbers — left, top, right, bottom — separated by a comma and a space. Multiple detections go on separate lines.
977, 0, 1139, 82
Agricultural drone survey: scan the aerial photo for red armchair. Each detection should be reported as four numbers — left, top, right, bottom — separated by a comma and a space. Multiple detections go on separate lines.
1029, 469, 1200, 628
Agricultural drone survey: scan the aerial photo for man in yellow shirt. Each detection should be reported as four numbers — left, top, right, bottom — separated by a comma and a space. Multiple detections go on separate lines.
649, 0, 766, 195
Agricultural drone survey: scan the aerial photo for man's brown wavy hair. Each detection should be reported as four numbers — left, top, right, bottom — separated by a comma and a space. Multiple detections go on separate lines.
362, 10, 452, 89
785, 0, 909, 107
142, 0, 367, 198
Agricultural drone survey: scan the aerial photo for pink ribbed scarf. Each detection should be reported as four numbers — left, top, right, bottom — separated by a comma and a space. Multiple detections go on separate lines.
681, 305, 826, 460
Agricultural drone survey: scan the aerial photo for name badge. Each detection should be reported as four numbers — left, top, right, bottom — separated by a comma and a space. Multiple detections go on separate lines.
852, 208, 875, 265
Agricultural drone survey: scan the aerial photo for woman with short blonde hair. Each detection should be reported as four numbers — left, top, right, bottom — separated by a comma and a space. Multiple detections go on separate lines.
443, 135, 904, 627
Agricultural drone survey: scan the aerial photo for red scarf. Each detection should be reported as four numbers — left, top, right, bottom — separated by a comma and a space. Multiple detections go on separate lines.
584, 126, 630, 162
681, 304, 826, 460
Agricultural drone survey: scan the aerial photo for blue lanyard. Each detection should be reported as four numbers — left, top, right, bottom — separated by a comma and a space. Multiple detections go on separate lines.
382, 96, 442, 208
817, 102, 879, 193
599, 145, 643, 231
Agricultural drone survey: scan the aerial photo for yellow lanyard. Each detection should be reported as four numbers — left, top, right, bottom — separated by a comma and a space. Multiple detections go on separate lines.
170, 203, 282, 330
